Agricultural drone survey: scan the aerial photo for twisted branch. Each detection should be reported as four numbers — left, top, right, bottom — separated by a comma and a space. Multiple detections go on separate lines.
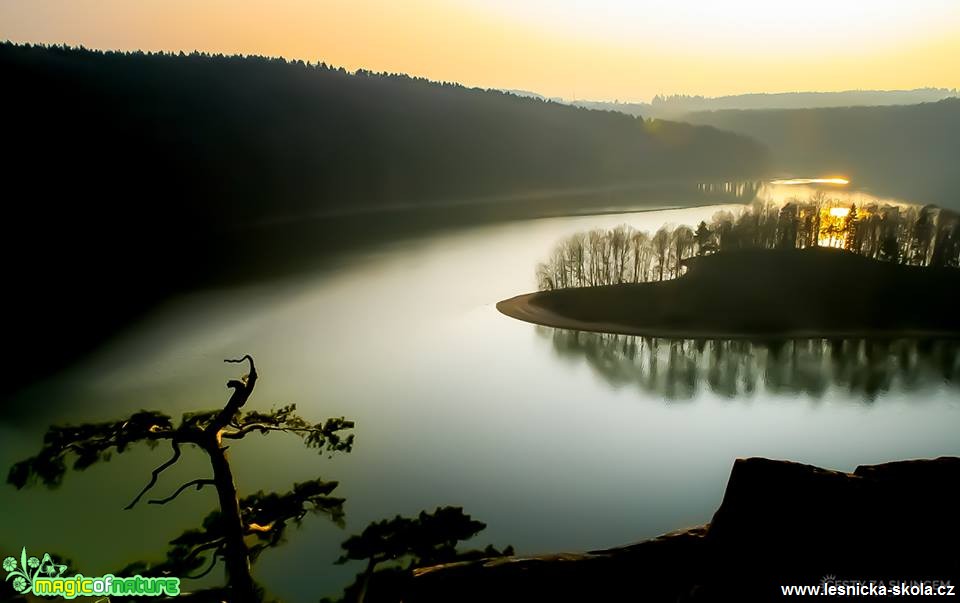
207, 356, 259, 436
125, 440, 182, 510
222, 424, 315, 439
185, 547, 223, 580
181, 538, 226, 570
148, 478, 216, 506
224, 355, 256, 369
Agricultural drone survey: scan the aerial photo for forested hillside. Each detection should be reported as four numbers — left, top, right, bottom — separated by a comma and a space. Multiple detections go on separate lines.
3, 43, 768, 227
0, 42, 768, 394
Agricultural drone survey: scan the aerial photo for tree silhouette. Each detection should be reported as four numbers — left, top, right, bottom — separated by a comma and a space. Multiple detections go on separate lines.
7, 356, 355, 602
843, 205, 860, 252
671, 226, 695, 277
694, 221, 716, 256
652, 227, 671, 282
325, 507, 513, 603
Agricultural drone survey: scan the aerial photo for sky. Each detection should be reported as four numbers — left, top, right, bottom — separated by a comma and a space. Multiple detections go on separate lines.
1, 0, 958, 101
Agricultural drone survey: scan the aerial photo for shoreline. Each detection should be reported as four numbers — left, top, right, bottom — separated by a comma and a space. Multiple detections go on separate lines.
409, 456, 960, 602
496, 291, 960, 341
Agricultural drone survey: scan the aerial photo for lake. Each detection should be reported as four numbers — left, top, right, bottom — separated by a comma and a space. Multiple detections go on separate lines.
2, 187, 958, 601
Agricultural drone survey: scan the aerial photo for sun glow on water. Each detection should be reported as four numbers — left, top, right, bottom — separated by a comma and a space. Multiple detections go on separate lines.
770, 178, 850, 186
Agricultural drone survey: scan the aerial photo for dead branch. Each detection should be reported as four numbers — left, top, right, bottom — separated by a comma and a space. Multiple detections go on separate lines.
207, 356, 259, 436
125, 440, 182, 510
148, 478, 216, 506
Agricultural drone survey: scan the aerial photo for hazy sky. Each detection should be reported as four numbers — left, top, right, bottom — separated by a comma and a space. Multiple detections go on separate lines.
2, 0, 958, 101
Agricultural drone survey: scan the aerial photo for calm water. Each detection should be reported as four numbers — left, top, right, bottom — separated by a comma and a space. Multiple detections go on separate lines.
2, 199, 958, 601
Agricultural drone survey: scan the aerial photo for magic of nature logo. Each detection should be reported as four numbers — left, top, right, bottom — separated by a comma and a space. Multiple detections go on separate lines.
3, 547, 181, 599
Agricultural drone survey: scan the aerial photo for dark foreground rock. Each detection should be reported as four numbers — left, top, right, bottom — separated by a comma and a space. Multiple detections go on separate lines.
407, 457, 960, 602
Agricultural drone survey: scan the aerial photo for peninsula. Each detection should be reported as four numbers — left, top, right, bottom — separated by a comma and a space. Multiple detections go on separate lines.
497, 248, 960, 339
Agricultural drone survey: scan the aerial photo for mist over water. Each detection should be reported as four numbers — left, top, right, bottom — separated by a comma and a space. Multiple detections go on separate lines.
2, 199, 958, 602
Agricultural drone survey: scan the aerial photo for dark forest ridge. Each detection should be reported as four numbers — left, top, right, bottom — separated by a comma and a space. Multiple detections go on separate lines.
498, 248, 960, 339
2, 42, 768, 227
0, 42, 768, 395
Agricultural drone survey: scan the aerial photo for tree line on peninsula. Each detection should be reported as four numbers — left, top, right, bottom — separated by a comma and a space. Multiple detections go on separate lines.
536, 197, 960, 290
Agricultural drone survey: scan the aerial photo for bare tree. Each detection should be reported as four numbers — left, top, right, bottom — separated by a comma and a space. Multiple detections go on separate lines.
809, 190, 827, 247
534, 196, 953, 292
630, 230, 652, 282
671, 226, 695, 277
908, 205, 937, 266
932, 209, 960, 267
610, 225, 631, 284
652, 227, 672, 282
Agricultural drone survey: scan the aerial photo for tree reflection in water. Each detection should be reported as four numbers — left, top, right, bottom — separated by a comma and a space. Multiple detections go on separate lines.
538, 327, 960, 402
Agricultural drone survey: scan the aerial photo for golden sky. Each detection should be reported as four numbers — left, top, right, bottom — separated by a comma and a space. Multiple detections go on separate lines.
2, 0, 958, 101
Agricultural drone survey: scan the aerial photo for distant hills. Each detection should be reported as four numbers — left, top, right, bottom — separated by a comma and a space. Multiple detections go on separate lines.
551, 87, 960, 208
683, 99, 960, 208
501, 89, 565, 103
563, 88, 958, 119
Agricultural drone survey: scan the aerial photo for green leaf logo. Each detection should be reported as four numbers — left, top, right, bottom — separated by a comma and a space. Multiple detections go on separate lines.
4, 548, 66, 595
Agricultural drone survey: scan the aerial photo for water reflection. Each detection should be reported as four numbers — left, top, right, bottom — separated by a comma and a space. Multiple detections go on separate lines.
539, 328, 960, 401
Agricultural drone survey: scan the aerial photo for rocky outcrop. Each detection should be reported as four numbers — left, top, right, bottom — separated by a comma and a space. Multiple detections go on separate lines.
407, 457, 960, 602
